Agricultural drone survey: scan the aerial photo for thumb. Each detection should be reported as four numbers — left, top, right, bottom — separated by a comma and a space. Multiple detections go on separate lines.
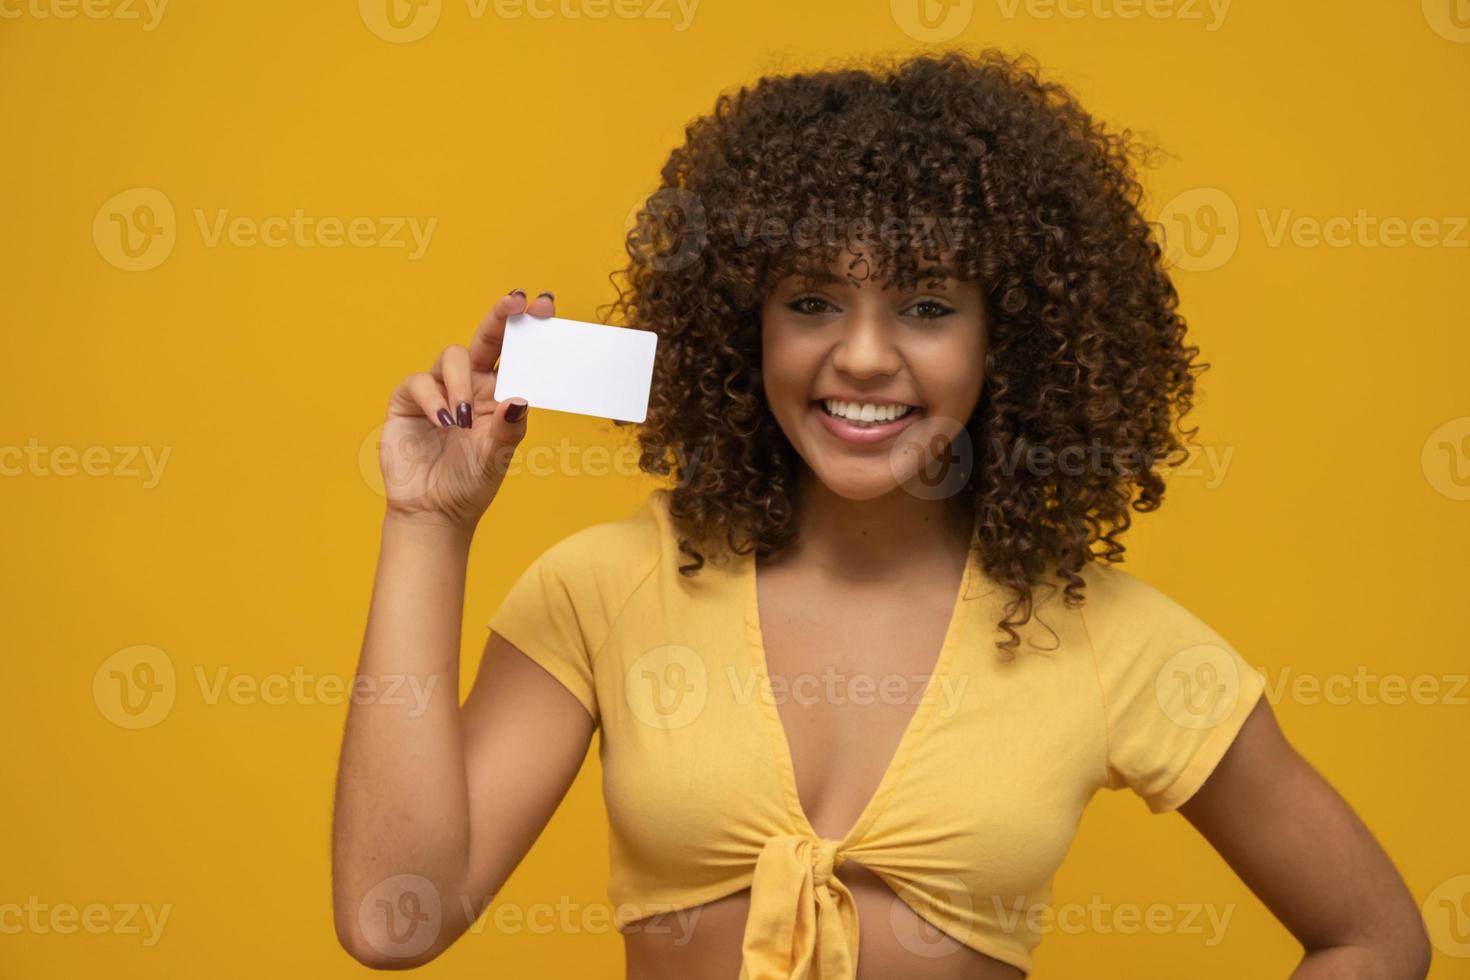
478, 397, 529, 479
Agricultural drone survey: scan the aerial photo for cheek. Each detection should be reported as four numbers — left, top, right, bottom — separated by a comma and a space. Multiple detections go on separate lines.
906, 356, 982, 425
915, 347, 982, 405
929, 324, 987, 400
762, 328, 821, 399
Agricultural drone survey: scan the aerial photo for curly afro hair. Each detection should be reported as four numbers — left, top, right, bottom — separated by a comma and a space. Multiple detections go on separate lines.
597, 47, 1206, 655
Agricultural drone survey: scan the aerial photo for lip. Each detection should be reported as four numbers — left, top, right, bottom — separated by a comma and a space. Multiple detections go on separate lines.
810, 401, 924, 446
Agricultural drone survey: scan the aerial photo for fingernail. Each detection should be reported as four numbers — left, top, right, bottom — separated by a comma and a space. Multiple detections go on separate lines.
537, 291, 554, 302
509, 288, 526, 299
506, 399, 527, 423
436, 408, 455, 428
456, 401, 472, 428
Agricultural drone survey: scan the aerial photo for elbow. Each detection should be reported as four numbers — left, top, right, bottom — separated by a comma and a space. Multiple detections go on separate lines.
1299, 904, 1433, 979
337, 940, 411, 971
338, 945, 434, 972
1385, 900, 1434, 979
333, 890, 448, 971
1399, 923, 1434, 980
1379, 939, 1433, 980
335, 917, 442, 971
1358, 911, 1434, 980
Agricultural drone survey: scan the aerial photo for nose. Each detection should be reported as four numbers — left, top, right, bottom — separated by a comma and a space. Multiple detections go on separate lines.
830, 308, 901, 380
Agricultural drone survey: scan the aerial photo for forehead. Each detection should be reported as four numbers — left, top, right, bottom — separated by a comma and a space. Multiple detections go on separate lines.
783, 242, 964, 285
784, 257, 965, 290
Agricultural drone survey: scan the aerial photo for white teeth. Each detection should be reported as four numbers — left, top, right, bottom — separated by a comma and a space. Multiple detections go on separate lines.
821, 399, 915, 424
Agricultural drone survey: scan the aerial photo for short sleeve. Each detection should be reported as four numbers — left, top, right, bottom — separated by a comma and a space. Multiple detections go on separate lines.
1081, 565, 1266, 814
488, 537, 602, 726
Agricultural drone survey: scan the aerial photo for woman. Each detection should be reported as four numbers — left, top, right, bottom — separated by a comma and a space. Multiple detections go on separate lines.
331, 49, 1429, 979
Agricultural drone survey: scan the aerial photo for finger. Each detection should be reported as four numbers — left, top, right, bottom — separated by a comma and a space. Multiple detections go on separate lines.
439, 345, 474, 428
524, 289, 556, 319
429, 338, 483, 381
467, 289, 529, 374
473, 395, 531, 481
386, 372, 456, 429
470, 371, 498, 409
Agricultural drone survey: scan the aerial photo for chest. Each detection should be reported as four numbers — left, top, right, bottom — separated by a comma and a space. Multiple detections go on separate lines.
755, 572, 960, 841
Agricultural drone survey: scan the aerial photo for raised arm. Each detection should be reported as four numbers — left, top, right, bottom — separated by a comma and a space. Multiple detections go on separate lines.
330, 290, 596, 969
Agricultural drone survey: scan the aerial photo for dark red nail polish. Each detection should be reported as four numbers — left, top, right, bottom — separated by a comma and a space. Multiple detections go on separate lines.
456, 402, 472, 428
509, 288, 526, 299
506, 400, 527, 423
436, 408, 455, 427
537, 291, 554, 302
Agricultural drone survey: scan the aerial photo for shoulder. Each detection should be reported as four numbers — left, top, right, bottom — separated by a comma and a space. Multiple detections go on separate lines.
492, 490, 671, 658
531, 488, 669, 592
1074, 560, 1208, 627
1070, 560, 1238, 667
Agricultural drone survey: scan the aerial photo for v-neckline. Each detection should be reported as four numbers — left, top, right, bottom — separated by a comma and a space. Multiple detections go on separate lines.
741, 531, 983, 849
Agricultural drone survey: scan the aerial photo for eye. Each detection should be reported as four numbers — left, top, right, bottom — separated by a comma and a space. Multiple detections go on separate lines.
907, 299, 954, 320
787, 295, 835, 316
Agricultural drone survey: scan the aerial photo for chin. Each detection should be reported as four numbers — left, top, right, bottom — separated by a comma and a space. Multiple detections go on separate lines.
807, 462, 907, 502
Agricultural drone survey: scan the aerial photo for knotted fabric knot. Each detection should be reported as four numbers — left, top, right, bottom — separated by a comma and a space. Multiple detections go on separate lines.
738, 835, 860, 980
810, 837, 844, 889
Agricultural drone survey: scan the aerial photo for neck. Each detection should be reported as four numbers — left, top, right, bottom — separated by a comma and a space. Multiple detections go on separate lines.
781, 467, 974, 584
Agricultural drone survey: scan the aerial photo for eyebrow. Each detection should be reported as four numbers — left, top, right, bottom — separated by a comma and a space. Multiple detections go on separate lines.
789, 265, 962, 288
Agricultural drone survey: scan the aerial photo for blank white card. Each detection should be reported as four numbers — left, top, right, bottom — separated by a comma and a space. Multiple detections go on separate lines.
493, 313, 659, 424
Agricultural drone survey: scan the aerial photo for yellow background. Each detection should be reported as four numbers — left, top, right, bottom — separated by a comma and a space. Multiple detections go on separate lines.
3, 0, 1468, 976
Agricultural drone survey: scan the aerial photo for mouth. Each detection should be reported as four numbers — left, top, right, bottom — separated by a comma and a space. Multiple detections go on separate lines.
809, 399, 925, 445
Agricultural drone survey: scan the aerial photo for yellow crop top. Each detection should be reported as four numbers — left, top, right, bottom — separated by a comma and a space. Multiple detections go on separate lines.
486, 488, 1266, 978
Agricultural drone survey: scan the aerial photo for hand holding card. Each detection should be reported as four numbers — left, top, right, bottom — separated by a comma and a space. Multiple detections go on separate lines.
493, 313, 659, 424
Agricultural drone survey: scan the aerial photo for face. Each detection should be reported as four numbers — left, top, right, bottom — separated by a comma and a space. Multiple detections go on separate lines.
760, 249, 988, 502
